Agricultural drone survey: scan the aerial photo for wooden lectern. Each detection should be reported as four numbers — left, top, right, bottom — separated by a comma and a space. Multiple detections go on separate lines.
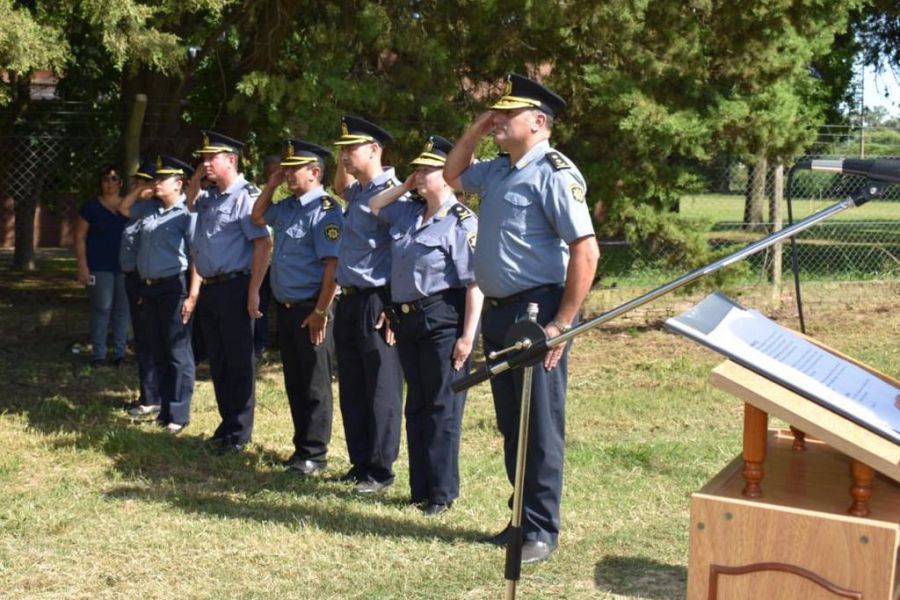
687, 360, 900, 600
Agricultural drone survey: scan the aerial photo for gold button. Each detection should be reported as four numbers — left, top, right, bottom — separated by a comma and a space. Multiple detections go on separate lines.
401, 304, 410, 314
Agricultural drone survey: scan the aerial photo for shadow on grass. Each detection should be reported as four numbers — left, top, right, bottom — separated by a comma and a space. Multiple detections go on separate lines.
594, 555, 687, 600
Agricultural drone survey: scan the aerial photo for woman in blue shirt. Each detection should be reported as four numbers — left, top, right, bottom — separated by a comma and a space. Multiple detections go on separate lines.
74, 164, 130, 367
369, 135, 484, 515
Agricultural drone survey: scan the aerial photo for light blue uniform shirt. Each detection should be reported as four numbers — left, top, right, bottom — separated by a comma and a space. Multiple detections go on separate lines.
459, 140, 594, 298
192, 175, 270, 278
133, 196, 196, 280
264, 186, 343, 304
119, 214, 142, 273
335, 168, 401, 288
380, 195, 478, 303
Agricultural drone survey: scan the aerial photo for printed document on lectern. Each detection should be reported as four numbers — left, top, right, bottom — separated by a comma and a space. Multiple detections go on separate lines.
665, 292, 900, 445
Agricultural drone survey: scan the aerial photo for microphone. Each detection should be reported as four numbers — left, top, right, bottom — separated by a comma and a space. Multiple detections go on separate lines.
793, 158, 900, 184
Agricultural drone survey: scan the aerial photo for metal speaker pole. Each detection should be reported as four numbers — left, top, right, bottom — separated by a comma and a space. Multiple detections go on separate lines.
453, 180, 886, 394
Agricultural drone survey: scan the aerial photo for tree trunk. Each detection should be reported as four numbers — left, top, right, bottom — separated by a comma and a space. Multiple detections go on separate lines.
743, 156, 767, 232
769, 163, 784, 304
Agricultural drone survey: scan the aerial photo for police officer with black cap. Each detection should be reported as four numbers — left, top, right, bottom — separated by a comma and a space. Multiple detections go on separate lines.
120, 160, 161, 418
187, 131, 272, 453
119, 156, 199, 433
445, 74, 600, 564
251, 140, 342, 475
369, 135, 483, 515
332, 115, 404, 494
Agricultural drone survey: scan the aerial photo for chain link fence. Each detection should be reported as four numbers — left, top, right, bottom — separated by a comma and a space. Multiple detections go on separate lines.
2, 118, 899, 311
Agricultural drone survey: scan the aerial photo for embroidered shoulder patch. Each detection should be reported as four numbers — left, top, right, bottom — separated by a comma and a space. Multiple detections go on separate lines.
450, 203, 473, 223
545, 151, 571, 171
324, 224, 341, 241
569, 183, 586, 203
244, 182, 261, 198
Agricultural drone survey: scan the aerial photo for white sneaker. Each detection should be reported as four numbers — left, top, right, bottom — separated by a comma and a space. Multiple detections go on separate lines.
127, 403, 161, 418
165, 423, 185, 435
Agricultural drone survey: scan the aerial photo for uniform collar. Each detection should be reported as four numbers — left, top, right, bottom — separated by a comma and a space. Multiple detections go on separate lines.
369, 167, 396, 189
513, 139, 551, 171
431, 194, 457, 221
158, 195, 187, 213
296, 185, 326, 207
221, 174, 247, 197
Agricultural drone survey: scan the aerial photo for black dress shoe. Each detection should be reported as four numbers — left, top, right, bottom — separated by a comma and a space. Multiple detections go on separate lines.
521, 540, 557, 565
338, 466, 364, 484
214, 442, 245, 456
354, 477, 394, 495
478, 524, 513, 546
285, 456, 327, 476
422, 501, 453, 516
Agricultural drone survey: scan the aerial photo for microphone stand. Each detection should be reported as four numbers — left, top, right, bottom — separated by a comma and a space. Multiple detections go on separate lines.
453, 179, 885, 392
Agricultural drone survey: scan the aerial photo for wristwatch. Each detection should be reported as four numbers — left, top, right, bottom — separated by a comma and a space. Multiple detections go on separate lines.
313, 307, 328, 318
550, 319, 571, 333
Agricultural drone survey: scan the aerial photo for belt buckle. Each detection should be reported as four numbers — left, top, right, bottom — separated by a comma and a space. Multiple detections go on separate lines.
144, 279, 152, 285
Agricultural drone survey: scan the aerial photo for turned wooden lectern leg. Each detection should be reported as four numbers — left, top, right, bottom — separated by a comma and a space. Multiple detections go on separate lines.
848, 459, 874, 517
741, 403, 768, 499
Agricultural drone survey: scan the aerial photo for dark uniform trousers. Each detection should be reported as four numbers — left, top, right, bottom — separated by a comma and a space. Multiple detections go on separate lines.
482, 285, 570, 546
392, 288, 469, 505
334, 288, 403, 483
139, 273, 195, 425
195, 274, 256, 444
124, 270, 160, 407
277, 301, 333, 461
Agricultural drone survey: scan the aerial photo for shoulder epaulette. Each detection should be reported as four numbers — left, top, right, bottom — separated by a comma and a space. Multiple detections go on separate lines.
320, 195, 336, 211
545, 151, 571, 171
450, 203, 474, 223
384, 180, 396, 189
244, 182, 261, 197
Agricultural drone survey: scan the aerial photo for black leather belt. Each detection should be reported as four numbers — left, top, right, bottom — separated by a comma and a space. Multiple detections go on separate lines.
395, 289, 456, 315
277, 298, 316, 309
340, 285, 386, 297
142, 273, 182, 286
486, 283, 562, 308
201, 270, 249, 286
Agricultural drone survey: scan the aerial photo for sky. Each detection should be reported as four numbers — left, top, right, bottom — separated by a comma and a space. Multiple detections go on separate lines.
863, 58, 900, 118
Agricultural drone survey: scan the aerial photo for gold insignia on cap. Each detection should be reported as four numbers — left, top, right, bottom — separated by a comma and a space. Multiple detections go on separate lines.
466, 231, 477, 251
503, 77, 513, 96
155, 156, 163, 171
324, 224, 341, 241
285, 143, 294, 158
341, 122, 349, 137
424, 139, 433, 153
569, 183, 586, 203
202, 133, 210, 148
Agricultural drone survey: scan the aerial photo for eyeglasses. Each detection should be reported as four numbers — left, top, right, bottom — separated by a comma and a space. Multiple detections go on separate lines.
102, 175, 121, 183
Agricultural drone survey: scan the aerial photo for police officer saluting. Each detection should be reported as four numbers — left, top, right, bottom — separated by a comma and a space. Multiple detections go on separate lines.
369, 135, 484, 515
119, 156, 199, 433
332, 116, 404, 494
250, 140, 341, 475
120, 160, 161, 418
187, 132, 272, 453
444, 74, 600, 563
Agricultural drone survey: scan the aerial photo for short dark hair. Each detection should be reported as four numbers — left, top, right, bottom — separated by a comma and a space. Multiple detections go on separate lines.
98, 163, 122, 184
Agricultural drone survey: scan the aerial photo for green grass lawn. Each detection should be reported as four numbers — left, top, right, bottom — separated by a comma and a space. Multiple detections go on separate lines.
1, 252, 897, 599
679, 193, 900, 223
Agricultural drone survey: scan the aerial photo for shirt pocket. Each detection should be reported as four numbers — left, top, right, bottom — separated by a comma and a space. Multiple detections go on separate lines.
501, 191, 533, 234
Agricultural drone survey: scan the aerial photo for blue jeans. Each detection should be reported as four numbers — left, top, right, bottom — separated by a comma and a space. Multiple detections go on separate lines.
88, 270, 129, 360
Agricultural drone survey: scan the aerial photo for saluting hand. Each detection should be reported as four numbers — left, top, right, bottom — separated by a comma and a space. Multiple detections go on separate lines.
471, 111, 497, 138
267, 168, 286, 188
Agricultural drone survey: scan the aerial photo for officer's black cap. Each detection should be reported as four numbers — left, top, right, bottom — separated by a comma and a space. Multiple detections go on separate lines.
196, 130, 244, 155
281, 140, 332, 167
154, 155, 194, 178
409, 135, 454, 168
333, 115, 394, 146
134, 159, 156, 180
491, 73, 567, 117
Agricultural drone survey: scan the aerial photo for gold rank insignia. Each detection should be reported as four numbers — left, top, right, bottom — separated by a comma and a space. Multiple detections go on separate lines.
466, 231, 477, 251
545, 151, 571, 171
325, 224, 341, 240
503, 77, 513, 95
202, 133, 210, 148
424, 139, 433, 152
570, 183, 586, 203
341, 122, 349, 137
155, 156, 163, 171
437, 205, 449, 218
285, 143, 294, 158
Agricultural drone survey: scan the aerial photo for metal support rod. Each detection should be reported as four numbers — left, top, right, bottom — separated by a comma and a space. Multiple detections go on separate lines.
453, 182, 885, 393
504, 303, 539, 600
